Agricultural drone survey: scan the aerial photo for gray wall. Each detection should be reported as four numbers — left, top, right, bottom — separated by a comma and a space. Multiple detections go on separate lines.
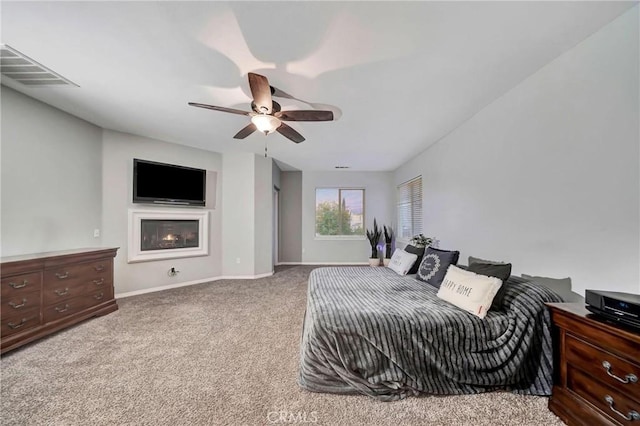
301, 171, 395, 263
272, 161, 281, 190
395, 7, 639, 296
221, 152, 256, 277
254, 156, 273, 275
1, 86, 103, 256
101, 130, 223, 295
221, 153, 274, 276
279, 171, 302, 263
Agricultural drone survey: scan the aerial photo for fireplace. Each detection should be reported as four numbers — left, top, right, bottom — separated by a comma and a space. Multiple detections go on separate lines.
128, 209, 209, 263
141, 219, 199, 251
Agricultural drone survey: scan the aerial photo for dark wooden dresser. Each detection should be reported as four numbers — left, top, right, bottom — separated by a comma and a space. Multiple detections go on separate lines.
1, 247, 118, 354
547, 303, 640, 425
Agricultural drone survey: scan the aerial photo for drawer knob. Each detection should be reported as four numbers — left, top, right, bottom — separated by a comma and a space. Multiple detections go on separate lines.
7, 318, 27, 329
8, 280, 28, 289
92, 278, 105, 286
55, 272, 70, 279
94, 265, 105, 272
602, 361, 638, 384
94, 292, 104, 300
54, 288, 70, 296
8, 298, 27, 309
54, 304, 70, 313
604, 395, 640, 421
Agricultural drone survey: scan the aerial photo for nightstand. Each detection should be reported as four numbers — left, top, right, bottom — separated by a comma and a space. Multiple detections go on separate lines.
547, 303, 640, 425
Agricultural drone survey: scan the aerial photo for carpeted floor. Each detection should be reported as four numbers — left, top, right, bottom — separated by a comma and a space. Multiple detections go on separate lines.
1, 265, 565, 425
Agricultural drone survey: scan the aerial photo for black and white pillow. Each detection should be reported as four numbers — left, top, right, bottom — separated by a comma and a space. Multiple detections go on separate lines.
416, 247, 460, 288
467, 257, 512, 309
387, 249, 418, 276
404, 244, 425, 274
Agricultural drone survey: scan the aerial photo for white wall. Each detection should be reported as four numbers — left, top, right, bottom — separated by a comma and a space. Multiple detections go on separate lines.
301, 171, 395, 263
395, 7, 639, 296
101, 130, 222, 295
1, 86, 103, 256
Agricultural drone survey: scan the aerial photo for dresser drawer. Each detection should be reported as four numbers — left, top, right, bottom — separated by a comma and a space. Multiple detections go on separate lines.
1, 272, 42, 298
43, 278, 111, 305
557, 312, 640, 360
43, 289, 112, 323
1, 290, 41, 320
44, 260, 112, 290
568, 367, 640, 425
1, 307, 41, 337
566, 334, 640, 402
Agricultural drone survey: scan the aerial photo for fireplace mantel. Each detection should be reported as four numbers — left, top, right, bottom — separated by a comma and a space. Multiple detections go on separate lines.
128, 209, 209, 263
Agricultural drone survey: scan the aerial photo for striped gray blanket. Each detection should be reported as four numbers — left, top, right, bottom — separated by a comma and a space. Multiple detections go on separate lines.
298, 266, 563, 401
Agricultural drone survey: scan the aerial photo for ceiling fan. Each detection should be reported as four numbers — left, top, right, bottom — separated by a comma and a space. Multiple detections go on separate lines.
189, 73, 334, 143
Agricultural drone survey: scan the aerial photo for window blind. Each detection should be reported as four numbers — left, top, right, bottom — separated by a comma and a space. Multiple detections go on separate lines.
397, 176, 422, 241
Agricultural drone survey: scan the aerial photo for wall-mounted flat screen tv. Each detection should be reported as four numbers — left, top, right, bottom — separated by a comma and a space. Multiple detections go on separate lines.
133, 158, 206, 206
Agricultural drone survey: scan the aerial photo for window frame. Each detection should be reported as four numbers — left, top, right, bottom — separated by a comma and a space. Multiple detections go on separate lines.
396, 176, 423, 246
314, 187, 366, 240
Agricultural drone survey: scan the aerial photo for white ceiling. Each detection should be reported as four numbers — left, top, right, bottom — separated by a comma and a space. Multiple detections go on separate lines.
1, 1, 636, 171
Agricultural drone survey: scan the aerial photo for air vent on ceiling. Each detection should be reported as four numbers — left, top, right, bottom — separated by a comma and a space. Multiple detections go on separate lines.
0, 44, 78, 87
334, 166, 350, 169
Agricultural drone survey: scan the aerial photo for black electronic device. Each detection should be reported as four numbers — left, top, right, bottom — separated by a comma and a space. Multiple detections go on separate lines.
585, 289, 640, 332
133, 158, 206, 206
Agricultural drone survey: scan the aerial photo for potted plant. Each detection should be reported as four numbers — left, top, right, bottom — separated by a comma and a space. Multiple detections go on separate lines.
409, 233, 433, 248
366, 218, 382, 266
383, 225, 394, 266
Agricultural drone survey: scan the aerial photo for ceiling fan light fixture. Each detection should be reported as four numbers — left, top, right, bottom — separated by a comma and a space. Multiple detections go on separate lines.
251, 114, 281, 135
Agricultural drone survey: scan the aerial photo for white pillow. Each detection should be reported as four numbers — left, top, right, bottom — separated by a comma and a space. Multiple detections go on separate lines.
437, 265, 502, 319
387, 249, 418, 276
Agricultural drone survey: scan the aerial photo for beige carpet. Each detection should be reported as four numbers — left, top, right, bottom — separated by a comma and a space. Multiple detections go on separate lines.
1, 265, 565, 425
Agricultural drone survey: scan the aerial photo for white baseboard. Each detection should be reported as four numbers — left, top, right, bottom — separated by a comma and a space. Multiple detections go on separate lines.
115, 270, 274, 299
219, 271, 274, 280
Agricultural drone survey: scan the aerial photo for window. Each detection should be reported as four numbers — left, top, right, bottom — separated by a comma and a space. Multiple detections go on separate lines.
397, 177, 422, 242
315, 188, 365, 237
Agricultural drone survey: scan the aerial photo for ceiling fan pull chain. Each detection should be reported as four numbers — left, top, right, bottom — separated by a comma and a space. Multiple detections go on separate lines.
265, 140, 268, 158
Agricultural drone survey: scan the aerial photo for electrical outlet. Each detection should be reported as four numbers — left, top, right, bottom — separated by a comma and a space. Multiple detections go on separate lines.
93, 229, 100, 238
236, 257, 241, 264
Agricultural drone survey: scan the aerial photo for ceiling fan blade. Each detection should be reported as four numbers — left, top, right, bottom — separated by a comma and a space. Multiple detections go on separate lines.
270, 85, 295, 100
277, 123, 305, 143
188, 102, 250, 116
248, 73, 273, 114
233, 123, 257, 139
274, 110, 334, 122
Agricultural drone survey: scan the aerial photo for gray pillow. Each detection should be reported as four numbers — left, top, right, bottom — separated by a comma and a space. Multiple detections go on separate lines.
416, 247, 460, 289
521, 274, 583, 303
468, 256, 507, 265
404, 244, 425, 274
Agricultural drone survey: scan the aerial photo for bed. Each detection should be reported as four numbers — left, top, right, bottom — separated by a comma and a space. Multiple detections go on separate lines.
298, 266, 563, 401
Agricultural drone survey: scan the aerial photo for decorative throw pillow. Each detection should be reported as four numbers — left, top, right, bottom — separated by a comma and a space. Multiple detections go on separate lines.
521, 274, 583, 303
468, 256, 507, 266
468, 257, 512, 310
404, 244, 425, 274
437, 265, 503, 319
416, 247, 460, 288
387, 249, 418, 276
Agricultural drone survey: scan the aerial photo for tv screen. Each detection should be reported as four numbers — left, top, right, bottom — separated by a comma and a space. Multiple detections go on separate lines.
133, 159, 206, 206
